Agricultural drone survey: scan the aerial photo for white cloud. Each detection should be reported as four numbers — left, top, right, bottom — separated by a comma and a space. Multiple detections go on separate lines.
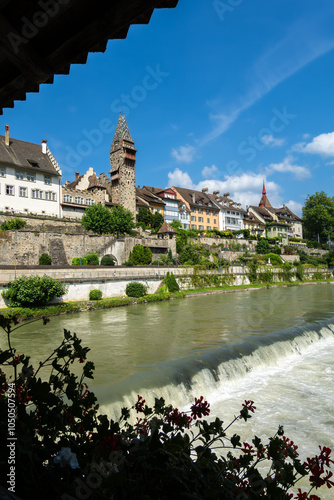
284, 200, 303, 217
261, 134, 285, 147
296, 132, 334, 156
167, 168, 195, 189
201, 165, 218, 179
326, 160, 334, 166
265, 156, 311, 181
168, 169, 282, 209
171, 144, 196, 163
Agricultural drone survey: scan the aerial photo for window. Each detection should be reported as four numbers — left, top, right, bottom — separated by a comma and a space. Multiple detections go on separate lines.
75, 196, 84, 204
32, 189, 43, 199
207, 226, 211, 230
191, 224, 197, 229
45, 191, 56, 201
64, 195, 72, 203
15, 171, 23, 180
212, 211, 217, 216
27, 173, 35, 182
165, 210, 176, 216
19, 187, 27, 197
199, 225, 204, 230
198, 208, 203, 214
206, 210, 211, 215
227, 210, 230, 214
214, 219, 217, 224
27, 160, 39, 168
207, 218, 210, 223
198, 217, 203, 222
86, 198, 94, 206
6, 185, 14, 195
0, 168, 5, 177
191, 216, 196, 221
44, 175, 51, 185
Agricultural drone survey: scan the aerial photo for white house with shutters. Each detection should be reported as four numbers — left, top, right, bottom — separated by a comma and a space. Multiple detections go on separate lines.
0, 126, 62, 217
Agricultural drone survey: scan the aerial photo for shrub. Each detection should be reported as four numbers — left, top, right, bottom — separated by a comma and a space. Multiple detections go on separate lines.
85, 253, 99, 265
0, 217, 26, 230
164, 272, 180, 292
295, 263, 304, 281
312, 271, 324, 280
2, 275, 67, 307
72, 257, 88, 265
258, 270, 274, 283
89, 289, 102, 300
38, 253, 52, 265
125, 282, 147, 297
123, 260, 133, 266
100, 255, 115, 266
256, 238, 271, 254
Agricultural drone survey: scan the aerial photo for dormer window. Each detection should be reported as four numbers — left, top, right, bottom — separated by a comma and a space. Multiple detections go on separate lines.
27, 159, 39, 168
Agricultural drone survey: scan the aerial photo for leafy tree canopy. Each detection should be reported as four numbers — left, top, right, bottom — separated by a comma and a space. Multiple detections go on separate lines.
81, 203, 134, 235
302, 191, 334, 242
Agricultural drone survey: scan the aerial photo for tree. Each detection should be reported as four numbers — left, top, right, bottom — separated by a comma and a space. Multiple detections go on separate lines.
137, 208, 153, 227
109, 206, 135, 235
256, 238, 271, 254
2, 275, 67, 307
302, 191, 334, 242
81, 204, 135, 235
131, 244, 152, 265
151, 211, 164, 229
81, 203, 113, 234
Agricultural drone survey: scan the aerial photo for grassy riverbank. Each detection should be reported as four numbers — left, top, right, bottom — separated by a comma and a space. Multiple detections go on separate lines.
0, 278, 333, 321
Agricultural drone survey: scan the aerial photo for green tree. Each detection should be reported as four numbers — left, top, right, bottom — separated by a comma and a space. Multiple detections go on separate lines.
256, 238, 271, 254
137, 208, 153, 227
302, 191, 334, 242
151, 211, 164, 229
109, 206, 135, 235
81, 203, 113, 234
1, 217, 26, 230
131, 244, 151, 265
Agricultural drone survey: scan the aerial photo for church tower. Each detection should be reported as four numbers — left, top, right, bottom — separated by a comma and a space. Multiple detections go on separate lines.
109, 115, 136, 216
259, 180, 272, 208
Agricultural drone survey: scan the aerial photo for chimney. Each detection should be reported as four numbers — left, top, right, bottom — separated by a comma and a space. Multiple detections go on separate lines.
75, 172, 80, 181
213, 190, 220, 195
42, 139, 47, 154
202, 187, 208, 193
5, 125, 9, 147
192, 192, 195, 203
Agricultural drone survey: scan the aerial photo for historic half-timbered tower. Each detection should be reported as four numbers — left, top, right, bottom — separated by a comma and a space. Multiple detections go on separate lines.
109, 115, 136, 216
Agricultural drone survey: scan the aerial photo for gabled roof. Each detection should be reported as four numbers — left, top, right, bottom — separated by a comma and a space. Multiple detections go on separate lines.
172, 186, 216, 209
87, 173, 106, 190
0, 0, 179, 114
249, 205, 274, 221
269, 206, 302, 222
136, 186, 165, 206
157, 222, 177, 234
0, 135, 61, 176
207, 193, 246, 213
243, 211, 265, 226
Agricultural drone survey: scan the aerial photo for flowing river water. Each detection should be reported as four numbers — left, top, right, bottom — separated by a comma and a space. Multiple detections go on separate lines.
3, 283, 334, 497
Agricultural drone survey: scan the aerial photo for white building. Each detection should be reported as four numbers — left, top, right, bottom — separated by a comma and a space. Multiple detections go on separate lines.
0, 126, 62, 217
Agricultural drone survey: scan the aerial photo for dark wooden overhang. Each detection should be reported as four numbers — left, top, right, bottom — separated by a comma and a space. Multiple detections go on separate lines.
0, 0, 179, 114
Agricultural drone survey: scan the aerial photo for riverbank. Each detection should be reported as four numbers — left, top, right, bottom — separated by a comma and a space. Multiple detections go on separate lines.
1, 278, 333, 322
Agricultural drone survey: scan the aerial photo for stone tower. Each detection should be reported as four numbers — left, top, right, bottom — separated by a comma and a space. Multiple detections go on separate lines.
109, 115, 136, 216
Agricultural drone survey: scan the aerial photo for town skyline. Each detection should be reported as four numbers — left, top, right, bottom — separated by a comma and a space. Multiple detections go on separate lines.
1, 0, 334, 217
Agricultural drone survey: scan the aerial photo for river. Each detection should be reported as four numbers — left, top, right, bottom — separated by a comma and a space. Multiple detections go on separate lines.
3, 283, 334, 497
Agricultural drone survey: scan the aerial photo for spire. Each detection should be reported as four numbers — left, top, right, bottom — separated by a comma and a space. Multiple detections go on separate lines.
259, 179, 272, 208
110, 115, 133, 153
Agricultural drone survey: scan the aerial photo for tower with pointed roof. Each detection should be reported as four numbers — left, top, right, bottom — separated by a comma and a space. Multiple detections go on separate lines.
259, 180, 272, 208
109, 115, 136, 216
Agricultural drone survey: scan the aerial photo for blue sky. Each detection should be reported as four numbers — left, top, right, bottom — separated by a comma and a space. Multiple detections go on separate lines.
2, 0, 334, 216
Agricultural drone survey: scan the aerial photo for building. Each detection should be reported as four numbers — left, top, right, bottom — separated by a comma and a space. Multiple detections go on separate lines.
248, 181, 303, 240
172, 187, 219, 231
136, 186, 165, 217
0, 126, 62, 217
208, 191, 245, 231
109, 115, 137, 216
